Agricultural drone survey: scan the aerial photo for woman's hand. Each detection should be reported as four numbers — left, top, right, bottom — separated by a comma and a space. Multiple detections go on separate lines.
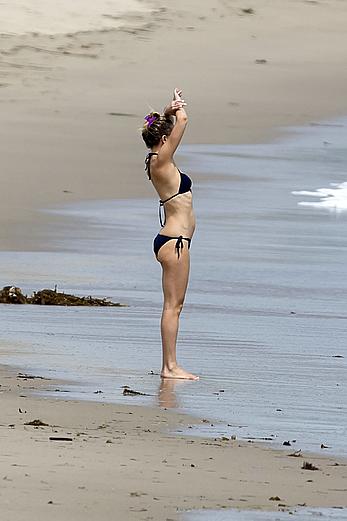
173, 88, 183, 101
163, 88, 187, 117
173, 88, 187, 120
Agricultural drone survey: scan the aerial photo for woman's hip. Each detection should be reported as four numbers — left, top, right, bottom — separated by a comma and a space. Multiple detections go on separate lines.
153, 233, 192, 259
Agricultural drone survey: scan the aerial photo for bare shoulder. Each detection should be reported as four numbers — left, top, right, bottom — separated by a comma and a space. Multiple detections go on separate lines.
150, 155, 176, 182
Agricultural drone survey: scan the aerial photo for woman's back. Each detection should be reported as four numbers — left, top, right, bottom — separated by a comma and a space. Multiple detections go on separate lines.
147, 154, 195, 235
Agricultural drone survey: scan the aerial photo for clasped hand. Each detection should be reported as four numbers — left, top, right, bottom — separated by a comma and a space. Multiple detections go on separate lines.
164, 88, 187, 116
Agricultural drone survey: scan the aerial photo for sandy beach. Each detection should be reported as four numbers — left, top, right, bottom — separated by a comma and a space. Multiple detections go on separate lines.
1, 1, 347, 519
1, 363, 347, 521
1, 0, 347, 249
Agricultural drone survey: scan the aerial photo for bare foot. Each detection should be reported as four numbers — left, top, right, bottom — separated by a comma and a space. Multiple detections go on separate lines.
161, 365, 199, 380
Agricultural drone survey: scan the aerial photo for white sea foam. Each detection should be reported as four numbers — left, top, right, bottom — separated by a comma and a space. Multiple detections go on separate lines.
292, 182, 347, 211
0, 0, 148, 35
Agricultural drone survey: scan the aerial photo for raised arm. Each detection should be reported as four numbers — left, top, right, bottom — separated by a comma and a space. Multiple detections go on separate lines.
158, 88, 188, 164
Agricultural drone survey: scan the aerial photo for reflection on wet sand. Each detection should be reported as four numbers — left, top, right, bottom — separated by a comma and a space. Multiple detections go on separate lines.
158, 378, 194, 409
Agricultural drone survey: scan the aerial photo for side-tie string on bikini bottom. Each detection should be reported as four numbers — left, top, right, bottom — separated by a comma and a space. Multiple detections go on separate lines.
153, 233, 191, 259
175, 236, 186, 259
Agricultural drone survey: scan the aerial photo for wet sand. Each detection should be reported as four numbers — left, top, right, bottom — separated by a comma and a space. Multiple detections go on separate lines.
185, 507, 347, 521
1, 363, 347, 521
1, 118, 346, 460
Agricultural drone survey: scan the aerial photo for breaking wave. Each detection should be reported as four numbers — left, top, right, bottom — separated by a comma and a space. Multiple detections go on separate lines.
292, 182, 347, 211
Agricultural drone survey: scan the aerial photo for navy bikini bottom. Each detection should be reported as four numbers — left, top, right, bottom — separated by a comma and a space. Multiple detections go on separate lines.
153, 234, 191, 259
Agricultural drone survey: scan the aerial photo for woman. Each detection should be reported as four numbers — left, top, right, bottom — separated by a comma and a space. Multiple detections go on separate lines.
142, 88, 199, 380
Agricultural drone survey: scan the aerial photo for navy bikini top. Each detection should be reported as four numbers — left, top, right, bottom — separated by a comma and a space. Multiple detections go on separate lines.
145, 152, 192, 227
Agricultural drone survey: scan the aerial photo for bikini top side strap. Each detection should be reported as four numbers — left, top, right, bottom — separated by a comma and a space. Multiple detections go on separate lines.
145, 152, 158, 180
160, 191, 180, 205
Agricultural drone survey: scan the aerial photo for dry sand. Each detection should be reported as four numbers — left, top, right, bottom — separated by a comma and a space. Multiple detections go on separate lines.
1, 364, 347, 521
1, 0, 149, 35
1, 0, 347, 248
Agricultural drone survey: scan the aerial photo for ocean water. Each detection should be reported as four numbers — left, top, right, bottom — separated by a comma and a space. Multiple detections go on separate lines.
0, 118, 346, 462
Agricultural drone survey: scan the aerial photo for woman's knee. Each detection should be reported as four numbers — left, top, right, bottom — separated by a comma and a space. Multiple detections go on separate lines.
163, 301, 184, 316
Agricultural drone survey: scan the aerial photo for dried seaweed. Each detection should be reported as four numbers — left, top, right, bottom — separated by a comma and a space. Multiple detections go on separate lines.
24, 419, 49, 426
0, 286, 124, 307
302, 461, 319, 471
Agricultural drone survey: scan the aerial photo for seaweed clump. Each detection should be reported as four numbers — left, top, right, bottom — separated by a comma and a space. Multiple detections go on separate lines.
0, 286, 27, 304
0, 286, 124, 307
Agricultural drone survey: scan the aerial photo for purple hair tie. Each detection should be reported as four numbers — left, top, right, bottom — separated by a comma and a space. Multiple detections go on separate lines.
144, 113, 159, 127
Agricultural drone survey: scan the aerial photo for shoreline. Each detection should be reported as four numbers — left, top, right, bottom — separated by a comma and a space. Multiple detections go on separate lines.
1, 111, 346, 253
1, 362, 347, 520
1, 119, 346, 463
1, 114, 346, 460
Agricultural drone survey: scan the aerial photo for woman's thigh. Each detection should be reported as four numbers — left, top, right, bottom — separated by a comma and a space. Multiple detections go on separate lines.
157, 240, 190, 306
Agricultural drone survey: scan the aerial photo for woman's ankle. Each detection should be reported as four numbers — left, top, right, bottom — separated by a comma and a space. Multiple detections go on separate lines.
162, 361, 178, 372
